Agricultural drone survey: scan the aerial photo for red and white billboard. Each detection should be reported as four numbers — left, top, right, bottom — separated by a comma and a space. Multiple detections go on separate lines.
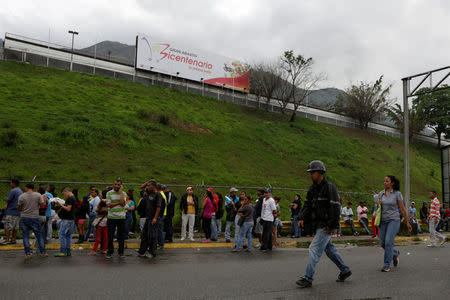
136, 34, 250, 92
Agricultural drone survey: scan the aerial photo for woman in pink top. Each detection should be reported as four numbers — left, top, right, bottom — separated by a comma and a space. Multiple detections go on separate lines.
201, 190, 213, 243
357, 201, 371, 235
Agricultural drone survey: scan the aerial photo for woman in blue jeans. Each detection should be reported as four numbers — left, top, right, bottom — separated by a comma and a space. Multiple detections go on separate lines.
233, 195, 254, 252
124, 198, 135, 239
376, 175, 412, 272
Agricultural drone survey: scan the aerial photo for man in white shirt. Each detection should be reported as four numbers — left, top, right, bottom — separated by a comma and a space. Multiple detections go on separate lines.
341, 202, 358, 236
260, 189, 277, 252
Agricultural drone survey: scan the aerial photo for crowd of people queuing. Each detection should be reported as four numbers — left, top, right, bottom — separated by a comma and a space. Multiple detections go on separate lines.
1, 162, 448, 274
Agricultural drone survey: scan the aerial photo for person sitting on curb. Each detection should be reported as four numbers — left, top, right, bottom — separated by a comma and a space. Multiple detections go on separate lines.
342, 202, 359, 236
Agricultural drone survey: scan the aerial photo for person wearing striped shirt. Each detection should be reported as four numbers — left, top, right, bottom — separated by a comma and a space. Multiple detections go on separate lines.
105, 179, 127, 258
427, 191, 446, 247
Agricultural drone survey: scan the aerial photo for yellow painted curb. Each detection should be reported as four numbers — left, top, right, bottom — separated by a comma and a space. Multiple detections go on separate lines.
0, 235, 446, 251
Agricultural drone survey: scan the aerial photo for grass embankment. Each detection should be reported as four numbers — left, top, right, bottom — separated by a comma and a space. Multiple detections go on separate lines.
0, 61, 442, 225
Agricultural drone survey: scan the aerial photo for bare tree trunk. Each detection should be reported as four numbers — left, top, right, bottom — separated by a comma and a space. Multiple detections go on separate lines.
289, 110, 296, 122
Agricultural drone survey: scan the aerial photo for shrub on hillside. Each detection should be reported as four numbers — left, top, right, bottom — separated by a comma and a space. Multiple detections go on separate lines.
1, 128, 21, 147
159, 114, 170, 125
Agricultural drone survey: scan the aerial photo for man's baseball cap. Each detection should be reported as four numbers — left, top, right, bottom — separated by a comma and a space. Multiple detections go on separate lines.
230, 187, 238, 193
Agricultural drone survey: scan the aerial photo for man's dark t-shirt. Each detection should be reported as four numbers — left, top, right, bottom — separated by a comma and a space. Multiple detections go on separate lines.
141, 191, 163, 220
291, 200, 301, 217
58, 195, 75, 220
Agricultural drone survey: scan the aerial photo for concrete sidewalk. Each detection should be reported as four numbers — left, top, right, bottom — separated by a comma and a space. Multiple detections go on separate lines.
0, 232, 448, 251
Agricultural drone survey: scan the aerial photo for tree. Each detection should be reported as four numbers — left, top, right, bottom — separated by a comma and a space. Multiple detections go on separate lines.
387, 103, 426, 142
414, 85, 450, 149
250, 62, 283, 111
274, 79, 293, 114
335, 76, 393, 129
249, 67, 265, 109
280, 50, 321, 122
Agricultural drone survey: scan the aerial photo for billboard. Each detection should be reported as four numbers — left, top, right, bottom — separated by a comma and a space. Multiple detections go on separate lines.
136, 34, 249, 92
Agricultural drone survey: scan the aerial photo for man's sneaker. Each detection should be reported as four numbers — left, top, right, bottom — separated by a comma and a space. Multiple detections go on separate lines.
381, 267, 391, 272
54, 252, 67, 257
232, 248, 239, 252
190, 238, 195, 242
426, 244, 436, 247
255, 243, 261, 248
105, 254, 112, 259
393, 251, 400, 267
440, 239, 446, 246
119, 254, 125, 258
181, 237, 185, 241
336, 271, 352, 282
296, 277, 312, 288
8, 241, 17, 245
137, 253, 147, 258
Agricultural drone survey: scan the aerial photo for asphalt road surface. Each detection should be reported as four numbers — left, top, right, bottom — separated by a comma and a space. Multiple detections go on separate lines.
0, 244, 448, 300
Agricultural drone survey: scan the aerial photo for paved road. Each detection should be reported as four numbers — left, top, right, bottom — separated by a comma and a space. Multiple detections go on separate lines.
0, 244, 448, 299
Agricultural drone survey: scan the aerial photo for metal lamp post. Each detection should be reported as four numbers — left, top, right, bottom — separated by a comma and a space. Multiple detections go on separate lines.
68, 30, 79, 71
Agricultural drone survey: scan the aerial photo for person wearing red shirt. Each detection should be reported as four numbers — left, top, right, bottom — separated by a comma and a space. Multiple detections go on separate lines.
204, 187, 219, 241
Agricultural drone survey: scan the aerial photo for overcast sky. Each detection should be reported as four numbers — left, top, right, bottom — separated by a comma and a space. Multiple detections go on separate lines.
1, 0, 449, 102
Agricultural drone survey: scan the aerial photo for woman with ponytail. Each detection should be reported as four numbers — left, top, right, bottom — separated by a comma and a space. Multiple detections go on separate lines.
376, 175, 412, 272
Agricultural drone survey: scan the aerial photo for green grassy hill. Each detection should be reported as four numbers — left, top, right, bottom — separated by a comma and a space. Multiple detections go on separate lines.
0, 61, 441, 220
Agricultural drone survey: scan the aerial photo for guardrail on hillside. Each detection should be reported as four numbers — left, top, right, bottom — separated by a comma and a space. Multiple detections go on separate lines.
2, 33, 448, 147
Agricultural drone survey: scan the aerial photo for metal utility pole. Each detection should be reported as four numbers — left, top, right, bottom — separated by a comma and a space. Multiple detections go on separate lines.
402, 79, 410, 213
68, 30, 79, 71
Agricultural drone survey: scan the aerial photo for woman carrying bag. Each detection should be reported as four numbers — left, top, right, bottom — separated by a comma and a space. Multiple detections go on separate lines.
376, 175, 412, 272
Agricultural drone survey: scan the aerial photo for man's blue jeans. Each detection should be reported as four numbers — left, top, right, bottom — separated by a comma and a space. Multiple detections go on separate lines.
21, 217, 46, 255
290, 216, 301, 237
225, 220, 234, 240
305, 227, 350, 282
59, 219, 74, 254
211, 214, 218, 240
158, 216, 165, 248
379, 219, 400, 268
125, 211, 132, 239
236, 221, 254, 251
85, 213, 97, 240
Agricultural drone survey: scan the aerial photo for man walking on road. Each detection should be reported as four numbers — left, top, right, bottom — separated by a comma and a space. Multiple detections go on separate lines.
427, 191, 446, 247
296, 160, 352, 288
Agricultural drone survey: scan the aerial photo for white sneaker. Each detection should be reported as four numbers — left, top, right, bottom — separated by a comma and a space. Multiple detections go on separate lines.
255, 243, 261, 248
181, 237, 185, 241
190, 237, 195, 242
440, 239, 446, 246
426, 244, 436, 247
